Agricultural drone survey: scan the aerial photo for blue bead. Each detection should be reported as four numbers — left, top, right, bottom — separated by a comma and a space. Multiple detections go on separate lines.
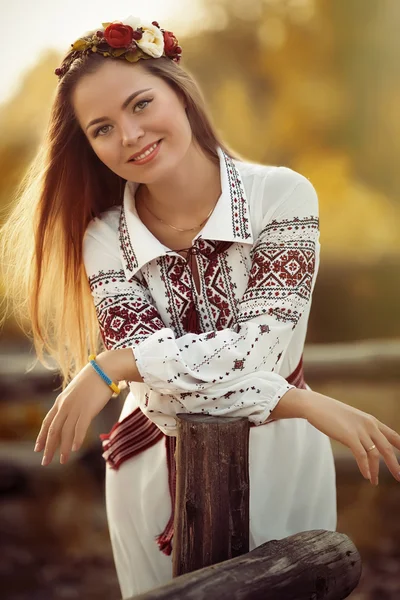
89, 358, 112, 386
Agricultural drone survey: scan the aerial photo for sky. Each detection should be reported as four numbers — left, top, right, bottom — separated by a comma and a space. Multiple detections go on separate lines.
0, 0, 205, 105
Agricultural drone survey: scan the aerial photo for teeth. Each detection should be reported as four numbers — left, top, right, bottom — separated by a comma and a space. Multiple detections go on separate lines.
132, 141, 159, 161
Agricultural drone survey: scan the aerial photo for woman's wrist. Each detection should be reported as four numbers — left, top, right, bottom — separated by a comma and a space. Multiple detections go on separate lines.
270, 387, 313, 420
96, 348, 143, 384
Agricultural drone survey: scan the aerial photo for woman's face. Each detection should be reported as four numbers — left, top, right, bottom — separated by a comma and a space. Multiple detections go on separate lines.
72, 60, 193, 183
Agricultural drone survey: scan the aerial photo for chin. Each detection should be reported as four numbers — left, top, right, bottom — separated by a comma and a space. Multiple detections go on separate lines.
135, 162, 173, 185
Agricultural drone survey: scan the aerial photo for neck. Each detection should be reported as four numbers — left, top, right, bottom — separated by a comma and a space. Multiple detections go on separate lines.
136, 142, 221, 230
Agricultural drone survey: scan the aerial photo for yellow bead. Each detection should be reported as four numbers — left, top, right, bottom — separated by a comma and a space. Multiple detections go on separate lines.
110, 382, 121, 395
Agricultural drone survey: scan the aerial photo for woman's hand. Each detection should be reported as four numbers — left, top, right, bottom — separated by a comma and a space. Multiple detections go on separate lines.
302, 391, 400, 485
34, 360, 115, 466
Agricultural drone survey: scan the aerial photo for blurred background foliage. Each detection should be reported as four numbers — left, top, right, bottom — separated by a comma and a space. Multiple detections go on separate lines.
1, 0, 399, 346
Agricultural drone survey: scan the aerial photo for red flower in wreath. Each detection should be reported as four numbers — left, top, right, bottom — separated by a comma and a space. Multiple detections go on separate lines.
104, 23, 134, 48
163, 30, 181, 57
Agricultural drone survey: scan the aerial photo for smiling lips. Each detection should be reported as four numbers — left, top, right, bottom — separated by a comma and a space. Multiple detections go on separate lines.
128, 140, 162, 164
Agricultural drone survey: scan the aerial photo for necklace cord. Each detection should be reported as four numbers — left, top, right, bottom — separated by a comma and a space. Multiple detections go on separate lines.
141, 196, 216, 233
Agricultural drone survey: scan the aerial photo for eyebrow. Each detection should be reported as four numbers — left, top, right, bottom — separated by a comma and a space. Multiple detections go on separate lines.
85, 88, 153, 131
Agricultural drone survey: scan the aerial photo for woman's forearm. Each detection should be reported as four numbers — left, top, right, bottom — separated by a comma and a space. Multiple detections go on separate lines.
269, 387, 313, 420
97, 348, 143, 384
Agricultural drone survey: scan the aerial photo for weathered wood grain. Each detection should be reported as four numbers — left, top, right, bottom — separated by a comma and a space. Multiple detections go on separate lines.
172, 414, 250, 577
134, 529, 362, 600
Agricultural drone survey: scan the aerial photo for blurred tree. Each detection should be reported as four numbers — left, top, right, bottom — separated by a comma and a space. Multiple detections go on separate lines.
0, 52, 58, 217
182, 0, 400, 256
330, 0, 400, 200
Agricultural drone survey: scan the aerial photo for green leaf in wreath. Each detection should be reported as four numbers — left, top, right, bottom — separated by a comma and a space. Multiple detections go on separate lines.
125, 51, 140, 62
111, 48, 126, 57
71, 39, 90, 51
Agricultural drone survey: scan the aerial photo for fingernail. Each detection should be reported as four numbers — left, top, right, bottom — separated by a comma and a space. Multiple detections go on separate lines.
34, 443, 40, 452
71, 443, 78, 452
375, 477, 379, 486
41, 456, 48, 466
60, 454, 66, 464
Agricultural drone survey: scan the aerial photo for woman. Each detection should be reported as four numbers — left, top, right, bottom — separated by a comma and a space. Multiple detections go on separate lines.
1, 15, 399, 599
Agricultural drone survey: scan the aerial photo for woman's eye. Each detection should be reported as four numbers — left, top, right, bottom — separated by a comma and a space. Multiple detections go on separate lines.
133, 99, 152, 112
94, 125, 111, 138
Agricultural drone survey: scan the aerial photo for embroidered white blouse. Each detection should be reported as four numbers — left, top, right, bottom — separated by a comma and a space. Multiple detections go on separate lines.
83, 148, 320, 434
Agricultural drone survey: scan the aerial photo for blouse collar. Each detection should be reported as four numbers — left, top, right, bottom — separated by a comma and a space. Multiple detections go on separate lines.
118, 147, 253, 281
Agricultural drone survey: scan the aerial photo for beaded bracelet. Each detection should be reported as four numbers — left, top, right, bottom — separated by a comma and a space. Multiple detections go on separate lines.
88, 354, 121, 395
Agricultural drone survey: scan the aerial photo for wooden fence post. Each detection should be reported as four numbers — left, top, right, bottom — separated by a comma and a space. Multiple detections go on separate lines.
172, 414, 250, 578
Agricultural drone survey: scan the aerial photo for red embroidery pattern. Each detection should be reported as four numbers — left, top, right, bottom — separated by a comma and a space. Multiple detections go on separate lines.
100, 407, 164, 471
88, 270, 164, 349
160, 253, 197, 337
201, 239, 238, 330
119, 204, 139, 274
222, 152, 252, 239
233, 359, 246, 371
157, 237, 239, 337
88, 269, 126, 291
239, 216, 318, 328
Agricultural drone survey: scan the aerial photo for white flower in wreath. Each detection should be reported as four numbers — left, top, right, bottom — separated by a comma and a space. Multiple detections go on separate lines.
136, 22, 164, 58
122, 15, 142, 31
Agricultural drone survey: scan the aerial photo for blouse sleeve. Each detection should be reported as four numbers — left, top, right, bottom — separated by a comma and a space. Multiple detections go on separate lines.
132, 175, 320, 418
82, 212, 166, 351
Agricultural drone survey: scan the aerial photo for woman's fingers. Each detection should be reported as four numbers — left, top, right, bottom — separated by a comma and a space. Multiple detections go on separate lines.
378, 422, 400, 453
356, 420, 400, 485
350, 439, 372, 482
359, 437, 380, 485
34, 404, 58, 452
41, 409, 69, 466
71, 413, 93, 454
38, 406, 89, 466
59, 409, 81, 464
371, 429, 400, 483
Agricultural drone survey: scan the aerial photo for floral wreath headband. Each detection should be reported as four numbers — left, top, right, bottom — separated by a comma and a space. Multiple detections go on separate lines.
54, 16, 182, 79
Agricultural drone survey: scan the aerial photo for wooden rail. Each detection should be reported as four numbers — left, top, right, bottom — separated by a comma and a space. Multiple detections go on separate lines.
133, 530, 362, 600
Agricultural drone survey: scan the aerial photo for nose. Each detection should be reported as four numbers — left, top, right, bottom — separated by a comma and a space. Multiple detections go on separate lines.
120, 118, 145, 147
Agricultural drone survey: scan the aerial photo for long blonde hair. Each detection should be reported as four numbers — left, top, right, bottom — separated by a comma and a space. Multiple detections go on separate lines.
0, 38, 235, 388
